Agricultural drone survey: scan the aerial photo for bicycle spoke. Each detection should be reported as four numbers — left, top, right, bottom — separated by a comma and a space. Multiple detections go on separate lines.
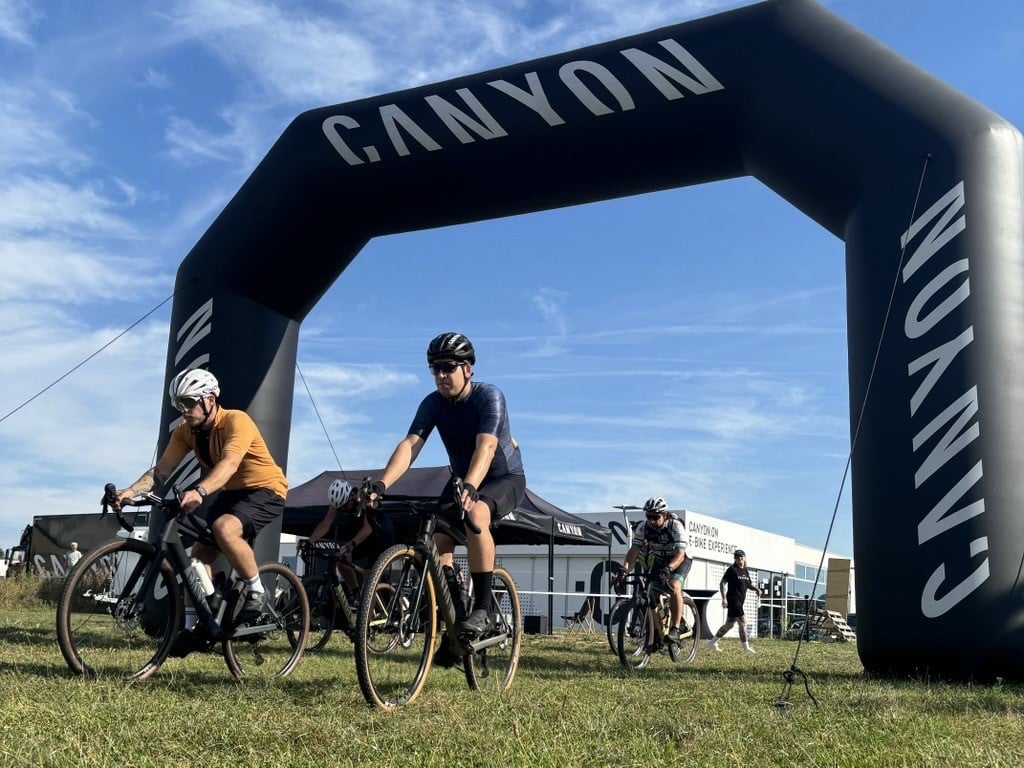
300, 576, 337, 651
354, 545, 436, 710
223, 563, 309, 680
464, 568, 521, 693
57, 539, 182, 680
617, 598, 652, 672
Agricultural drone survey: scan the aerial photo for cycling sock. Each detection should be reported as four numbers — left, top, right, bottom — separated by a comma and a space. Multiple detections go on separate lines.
471, 571, 493, 611
244, 574, 265, 594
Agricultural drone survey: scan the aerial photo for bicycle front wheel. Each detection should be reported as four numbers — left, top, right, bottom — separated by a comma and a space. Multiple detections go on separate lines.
354, 545, 436, 710
464, 567, 521, 694
223, 562, 309, 681
617, 598, 653, 672
56, 538, 183, 680
606, 597, 628, 656
301, 576, 337, 651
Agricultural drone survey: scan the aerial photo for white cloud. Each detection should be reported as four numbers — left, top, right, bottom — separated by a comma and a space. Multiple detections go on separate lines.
0, 238, 166, 303
527, 287, 569, 357
0, 0, 38, 46
0, 176, 139, 239
0, 83, 91, 173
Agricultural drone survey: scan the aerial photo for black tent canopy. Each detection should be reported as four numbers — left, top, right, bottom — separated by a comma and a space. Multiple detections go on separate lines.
283, 467, 610, 547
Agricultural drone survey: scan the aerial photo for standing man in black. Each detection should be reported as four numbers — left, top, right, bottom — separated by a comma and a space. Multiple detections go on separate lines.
707, 549, 761, 654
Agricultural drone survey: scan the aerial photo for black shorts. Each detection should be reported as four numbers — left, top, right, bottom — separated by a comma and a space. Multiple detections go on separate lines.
726, 597, 746, 620
206, 488, 285, 544
439, 474, 526, 527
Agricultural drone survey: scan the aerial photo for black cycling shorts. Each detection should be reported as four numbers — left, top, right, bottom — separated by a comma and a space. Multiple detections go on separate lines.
438, 474, 526, 529
206, 487, 285, 544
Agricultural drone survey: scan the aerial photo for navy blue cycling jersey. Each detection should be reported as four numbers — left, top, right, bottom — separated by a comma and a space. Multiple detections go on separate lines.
408, 381, 524, 480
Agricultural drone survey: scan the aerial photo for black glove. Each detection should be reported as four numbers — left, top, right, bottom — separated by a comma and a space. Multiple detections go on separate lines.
462, 482, 480, 505
339, 540, 355, 561
362, 478, 386, 503
613, 571, 627, 590
655, 566, 673, 586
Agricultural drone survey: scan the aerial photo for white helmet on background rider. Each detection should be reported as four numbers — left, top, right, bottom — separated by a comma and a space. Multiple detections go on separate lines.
168, 369, 220, 409
328, 478, 354, 509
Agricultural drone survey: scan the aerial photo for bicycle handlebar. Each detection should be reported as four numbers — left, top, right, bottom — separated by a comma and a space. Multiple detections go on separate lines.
101, 482, 209, 538
360, 476, 482, 535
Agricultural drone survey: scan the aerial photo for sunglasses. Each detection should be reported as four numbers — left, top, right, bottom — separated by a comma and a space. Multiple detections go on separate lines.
429, 361, 462, 375
646, 514, 664, 521
172, 396, 202, 411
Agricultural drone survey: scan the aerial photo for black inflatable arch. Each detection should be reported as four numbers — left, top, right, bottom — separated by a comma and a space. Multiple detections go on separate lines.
158, 0, 1024, 679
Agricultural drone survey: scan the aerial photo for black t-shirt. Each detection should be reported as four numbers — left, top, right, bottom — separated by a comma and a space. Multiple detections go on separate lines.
722, 564, 755, 603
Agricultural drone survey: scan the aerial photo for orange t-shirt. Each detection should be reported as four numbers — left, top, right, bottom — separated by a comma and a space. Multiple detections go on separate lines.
165, 408, 287, 499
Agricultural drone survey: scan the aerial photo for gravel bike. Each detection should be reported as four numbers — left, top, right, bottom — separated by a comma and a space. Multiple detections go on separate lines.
56, 484, 310, 681
617, 571, 700, 670
353, 479, 521, 709
297, 539, 395, 651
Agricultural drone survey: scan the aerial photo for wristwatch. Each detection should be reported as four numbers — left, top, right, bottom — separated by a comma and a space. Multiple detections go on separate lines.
195, 485, 208, 498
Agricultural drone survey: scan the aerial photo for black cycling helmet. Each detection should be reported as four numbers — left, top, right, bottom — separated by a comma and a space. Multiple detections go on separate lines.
427, 332, 476, 365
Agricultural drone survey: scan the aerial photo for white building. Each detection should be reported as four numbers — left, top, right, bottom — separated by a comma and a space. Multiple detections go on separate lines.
474, 508, 855, 638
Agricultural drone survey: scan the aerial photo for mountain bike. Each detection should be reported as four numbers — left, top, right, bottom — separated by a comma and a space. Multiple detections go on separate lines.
617, 573, 700, 671
297, 539, 395, 651
56, 484, 310, 681
353, 479, 521, 710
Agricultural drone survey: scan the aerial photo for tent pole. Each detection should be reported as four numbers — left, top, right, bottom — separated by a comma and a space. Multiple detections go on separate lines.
607, 534, 612, 629
548, 516, 555, 635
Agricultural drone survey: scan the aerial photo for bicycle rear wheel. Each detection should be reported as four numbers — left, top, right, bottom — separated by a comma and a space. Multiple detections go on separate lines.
223, 562, 309, 680
617, 598, 653, 672
354, 545, 436, 710
301, 576, 337, 651
56, 538, 182, 680
464, 567, 521, 693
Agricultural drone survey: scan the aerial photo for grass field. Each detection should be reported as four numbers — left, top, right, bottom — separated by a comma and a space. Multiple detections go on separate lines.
1, 582, 1023, 767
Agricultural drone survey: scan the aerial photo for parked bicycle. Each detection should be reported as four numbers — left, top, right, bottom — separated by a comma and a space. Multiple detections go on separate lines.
56, 484, 310, 681
353, 479, 521, 709
615, 568, 700, 670
297, 538, 395, 651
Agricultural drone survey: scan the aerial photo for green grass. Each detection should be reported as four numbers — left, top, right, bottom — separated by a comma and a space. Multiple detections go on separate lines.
2, 587, 1023, 767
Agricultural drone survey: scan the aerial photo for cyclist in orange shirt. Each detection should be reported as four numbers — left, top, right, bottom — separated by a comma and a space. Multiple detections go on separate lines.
114, 369, 287, 622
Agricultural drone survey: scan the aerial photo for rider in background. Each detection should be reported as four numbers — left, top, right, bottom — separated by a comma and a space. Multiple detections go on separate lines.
367, 332, 526, 637
306, 478, 394, 603
615, 497, 691, 643
113, 369, 288, 622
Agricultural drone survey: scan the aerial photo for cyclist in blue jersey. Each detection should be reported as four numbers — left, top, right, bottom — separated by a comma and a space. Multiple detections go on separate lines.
368, 332, 526, 637
615, 497, 692, 644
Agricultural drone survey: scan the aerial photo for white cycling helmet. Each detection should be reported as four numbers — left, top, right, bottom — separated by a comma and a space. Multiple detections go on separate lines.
643, 497, 668, 516
169, 369, 220, 407
328, 478, 354, 508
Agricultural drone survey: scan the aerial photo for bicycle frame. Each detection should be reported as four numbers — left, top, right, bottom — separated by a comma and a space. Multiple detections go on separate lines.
386, 497, 510, 655
117, 495, 273, 643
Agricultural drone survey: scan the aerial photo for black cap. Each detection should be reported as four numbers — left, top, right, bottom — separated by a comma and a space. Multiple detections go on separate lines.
734, 549, 745, 558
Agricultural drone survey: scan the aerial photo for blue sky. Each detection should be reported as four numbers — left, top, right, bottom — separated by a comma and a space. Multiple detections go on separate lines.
1, 0, 1021, 557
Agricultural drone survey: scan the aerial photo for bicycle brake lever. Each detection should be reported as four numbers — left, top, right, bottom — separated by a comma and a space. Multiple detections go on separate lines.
102, 482, 118, 514
102, 483, 134, 533
452, 477, 482, 535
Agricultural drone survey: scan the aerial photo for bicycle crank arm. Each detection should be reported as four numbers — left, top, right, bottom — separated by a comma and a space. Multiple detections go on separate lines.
467, 632, 509, 653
